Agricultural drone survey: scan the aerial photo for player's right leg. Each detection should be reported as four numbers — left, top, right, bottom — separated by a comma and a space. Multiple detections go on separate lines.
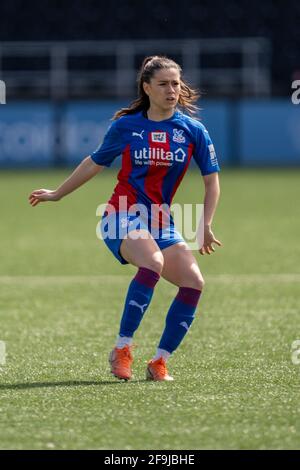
109, 230, 164, 380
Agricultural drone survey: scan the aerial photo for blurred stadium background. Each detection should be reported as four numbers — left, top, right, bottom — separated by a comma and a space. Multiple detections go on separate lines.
0, 0, 299, 168
1, 0, 300, 451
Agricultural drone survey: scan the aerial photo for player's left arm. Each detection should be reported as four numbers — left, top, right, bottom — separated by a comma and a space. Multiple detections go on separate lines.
200, 172, 222, 255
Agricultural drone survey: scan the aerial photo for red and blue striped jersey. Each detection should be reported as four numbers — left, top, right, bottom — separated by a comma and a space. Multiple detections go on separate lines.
91, 110, 220, 211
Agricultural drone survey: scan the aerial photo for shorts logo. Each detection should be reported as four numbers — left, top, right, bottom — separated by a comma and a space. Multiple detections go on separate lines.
173, 129, 185, 143
151, 132, 167, 143
120, 216, 134, 228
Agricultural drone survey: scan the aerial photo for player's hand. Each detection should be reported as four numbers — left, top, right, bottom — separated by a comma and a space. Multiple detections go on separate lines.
28, 189, 60, 207
199, 225, 222, 255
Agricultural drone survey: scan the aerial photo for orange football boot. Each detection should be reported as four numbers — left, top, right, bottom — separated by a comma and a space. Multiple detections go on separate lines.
109, 345, 133, 380
146, 357, 174, 381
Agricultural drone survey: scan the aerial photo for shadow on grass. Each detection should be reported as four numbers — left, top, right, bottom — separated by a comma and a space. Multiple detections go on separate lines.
0, 379, 149, 390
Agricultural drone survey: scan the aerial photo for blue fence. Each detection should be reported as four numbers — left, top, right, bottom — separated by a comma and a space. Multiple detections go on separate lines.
0, 100, 299, 168
0, 103, 55, 168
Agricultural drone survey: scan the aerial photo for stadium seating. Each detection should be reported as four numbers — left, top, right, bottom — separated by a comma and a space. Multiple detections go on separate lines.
0, 0, 299, 97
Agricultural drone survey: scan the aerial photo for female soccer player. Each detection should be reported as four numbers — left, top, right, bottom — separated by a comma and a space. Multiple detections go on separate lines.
29, 56, 221, 381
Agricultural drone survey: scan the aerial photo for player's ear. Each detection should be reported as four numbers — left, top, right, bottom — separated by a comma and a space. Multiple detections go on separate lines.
143, 81, 150, 96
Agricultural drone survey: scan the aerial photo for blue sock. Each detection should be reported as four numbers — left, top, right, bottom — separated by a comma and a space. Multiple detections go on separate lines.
158, 287, 202, 354
119, 267, 160, 338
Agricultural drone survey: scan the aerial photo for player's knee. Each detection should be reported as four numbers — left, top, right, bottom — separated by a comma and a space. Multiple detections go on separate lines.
146, 252, 164, 275
185, 274, 205, 291
198, 276, 205, 291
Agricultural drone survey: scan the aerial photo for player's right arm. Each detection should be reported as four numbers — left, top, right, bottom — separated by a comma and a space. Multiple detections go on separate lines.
29, 119, 123, 207
29, 156, 104, 206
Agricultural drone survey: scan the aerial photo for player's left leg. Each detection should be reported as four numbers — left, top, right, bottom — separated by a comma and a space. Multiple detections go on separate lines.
146, 242, 203, 381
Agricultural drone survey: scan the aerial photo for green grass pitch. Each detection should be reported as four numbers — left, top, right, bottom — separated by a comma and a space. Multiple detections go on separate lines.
0, 168, 299, 449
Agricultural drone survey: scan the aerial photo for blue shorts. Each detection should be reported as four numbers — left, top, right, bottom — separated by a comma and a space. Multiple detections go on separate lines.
100, 211, 184, 265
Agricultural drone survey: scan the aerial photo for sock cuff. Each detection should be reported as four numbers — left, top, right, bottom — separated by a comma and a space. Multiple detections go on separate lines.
176, 287, 202, 307
135, 267, 160, 288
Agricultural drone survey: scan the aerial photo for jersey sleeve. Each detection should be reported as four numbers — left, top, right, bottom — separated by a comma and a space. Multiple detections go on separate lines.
90, 120, 123, 167
193, 124, 220, 175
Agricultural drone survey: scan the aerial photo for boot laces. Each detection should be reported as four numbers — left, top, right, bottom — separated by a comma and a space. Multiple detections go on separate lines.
154, 357, 168, 376
115, 346, 132, 368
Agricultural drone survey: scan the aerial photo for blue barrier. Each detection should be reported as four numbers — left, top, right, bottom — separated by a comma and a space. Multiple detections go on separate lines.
239, 100, 300, 165
199, 100, 231, 166
0, 100, 299, 168
62, 101, 127, 166
0, 102, 55, 167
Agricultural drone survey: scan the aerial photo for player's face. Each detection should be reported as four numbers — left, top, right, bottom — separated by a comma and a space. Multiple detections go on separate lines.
143, 68, 181, 111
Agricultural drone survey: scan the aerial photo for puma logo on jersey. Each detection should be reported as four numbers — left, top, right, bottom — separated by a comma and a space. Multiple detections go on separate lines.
129, 300, 148, 313
132, 130, 144, 140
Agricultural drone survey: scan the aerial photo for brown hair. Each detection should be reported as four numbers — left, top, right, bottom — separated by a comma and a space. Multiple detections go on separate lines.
112, 55, 200, 120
